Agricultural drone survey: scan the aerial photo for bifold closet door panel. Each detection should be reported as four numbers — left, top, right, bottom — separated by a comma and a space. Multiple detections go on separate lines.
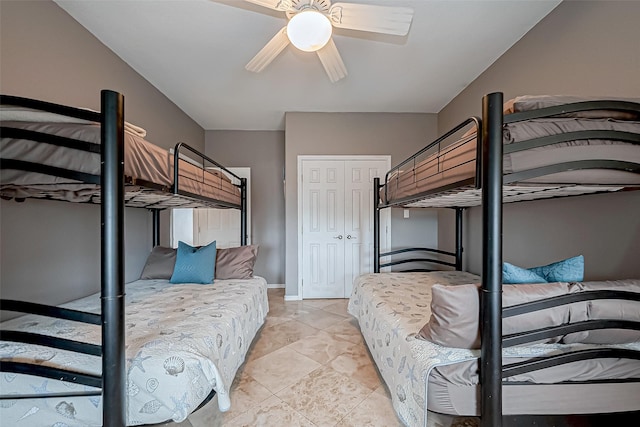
301, 160, 346, 298
301, 158, 388, 298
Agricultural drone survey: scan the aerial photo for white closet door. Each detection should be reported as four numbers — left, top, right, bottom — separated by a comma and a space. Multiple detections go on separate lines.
300, 157, 389, 299
301, 160, 346, 298
344, 160, 388, 297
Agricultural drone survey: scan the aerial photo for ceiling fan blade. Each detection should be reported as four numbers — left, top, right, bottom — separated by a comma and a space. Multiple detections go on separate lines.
243, 0, 293, 11
245, 27, 290, 73
328, 3, 413, 36
316, 39, 347, 83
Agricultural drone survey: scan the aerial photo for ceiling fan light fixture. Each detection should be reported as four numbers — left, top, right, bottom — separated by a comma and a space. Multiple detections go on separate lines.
287, 10, 332, 52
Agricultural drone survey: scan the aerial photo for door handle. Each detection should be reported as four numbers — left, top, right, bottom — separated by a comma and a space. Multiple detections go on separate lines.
333, 235, 343, 239
346, 235, 356, 240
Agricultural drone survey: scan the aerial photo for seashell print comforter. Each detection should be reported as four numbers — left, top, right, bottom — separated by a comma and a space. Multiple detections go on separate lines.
0, 277, 268, 426
348, 271, 480, 427
347, 272, 640, 427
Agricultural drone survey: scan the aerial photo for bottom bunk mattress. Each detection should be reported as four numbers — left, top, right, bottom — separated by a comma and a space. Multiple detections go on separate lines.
0, 276, 268, 426
347, 272, 640, 427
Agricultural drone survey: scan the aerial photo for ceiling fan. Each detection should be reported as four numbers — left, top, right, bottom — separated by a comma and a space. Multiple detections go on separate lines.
244, 0, 413, 82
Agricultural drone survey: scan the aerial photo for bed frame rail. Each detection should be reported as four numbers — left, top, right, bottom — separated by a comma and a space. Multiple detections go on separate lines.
373, 185, 464, 273
378, 247, 458, 271
504, 100, 640, 123
0, 300, 103, 397
502, 348, 640, 379
502, 290, 640, 347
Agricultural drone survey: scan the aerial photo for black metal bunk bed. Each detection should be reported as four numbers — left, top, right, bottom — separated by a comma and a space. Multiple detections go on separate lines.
0, 90, 247, 427
371, 92, 640, 426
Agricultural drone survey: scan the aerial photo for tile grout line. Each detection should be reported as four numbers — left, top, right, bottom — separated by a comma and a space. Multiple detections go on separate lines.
187, 291, 403, 426
332, 386, 379, 427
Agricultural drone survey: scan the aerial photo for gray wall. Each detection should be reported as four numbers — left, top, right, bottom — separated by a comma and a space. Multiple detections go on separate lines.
205, 130, 286, 284
285, 112, 438, 297
1, 0, 204, 152
0, 0, 205, 310
0, 199, 149, 310
437, 0, 640, 279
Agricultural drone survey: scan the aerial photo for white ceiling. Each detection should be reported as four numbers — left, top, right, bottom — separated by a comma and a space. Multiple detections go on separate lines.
54, 0, 561, 131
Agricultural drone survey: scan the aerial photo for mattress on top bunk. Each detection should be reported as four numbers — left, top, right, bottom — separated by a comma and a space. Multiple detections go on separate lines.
347, 272, 640, 427
0, 276, 268, 426
382, 97, 640, 206
0, 120, 241, 206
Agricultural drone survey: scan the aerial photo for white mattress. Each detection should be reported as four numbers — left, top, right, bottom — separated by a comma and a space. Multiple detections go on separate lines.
0, 277, 268, 426
347, 272, 640, 427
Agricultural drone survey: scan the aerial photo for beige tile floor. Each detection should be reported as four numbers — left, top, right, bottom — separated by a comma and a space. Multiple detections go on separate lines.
163, 288, 405, 427
163, 289, 480, 427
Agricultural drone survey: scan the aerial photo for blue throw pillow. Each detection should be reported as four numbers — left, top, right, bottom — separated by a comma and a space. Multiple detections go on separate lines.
170, 240, 217, 284
529, 255, 584, 282
503, 262, 547, 284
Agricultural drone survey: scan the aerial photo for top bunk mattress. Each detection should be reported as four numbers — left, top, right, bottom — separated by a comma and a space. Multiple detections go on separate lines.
382, 95, 640, 208
0, 117, 241, 209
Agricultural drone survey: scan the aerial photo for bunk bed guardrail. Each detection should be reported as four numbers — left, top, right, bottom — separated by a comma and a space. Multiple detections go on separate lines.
172, 141, 248, 245
383, 117, 482, 207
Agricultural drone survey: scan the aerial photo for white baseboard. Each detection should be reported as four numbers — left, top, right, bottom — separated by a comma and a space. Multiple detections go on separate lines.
267, 283, 285, 289
284, 294, 302, 301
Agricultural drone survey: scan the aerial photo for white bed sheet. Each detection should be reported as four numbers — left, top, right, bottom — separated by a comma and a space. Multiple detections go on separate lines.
0, 277, 268, 426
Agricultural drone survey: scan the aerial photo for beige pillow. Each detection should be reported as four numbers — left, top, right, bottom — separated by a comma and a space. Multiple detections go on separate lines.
140, 246, 176, 280
419, 282, 575, 349
419, 284, 481, 348
215, 245, 259, 280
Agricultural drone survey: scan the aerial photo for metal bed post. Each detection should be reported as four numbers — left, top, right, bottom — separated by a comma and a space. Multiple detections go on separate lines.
373, 177, 381, 273
455, 207, 463, 271
481, 92, 503, 427
240, 177, 247, 245
100, 90, 126, 427
152, 209, 161, 247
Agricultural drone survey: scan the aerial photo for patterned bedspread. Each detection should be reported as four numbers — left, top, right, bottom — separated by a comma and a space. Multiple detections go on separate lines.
347, 272, 640, 427
0, 277, 268, 426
